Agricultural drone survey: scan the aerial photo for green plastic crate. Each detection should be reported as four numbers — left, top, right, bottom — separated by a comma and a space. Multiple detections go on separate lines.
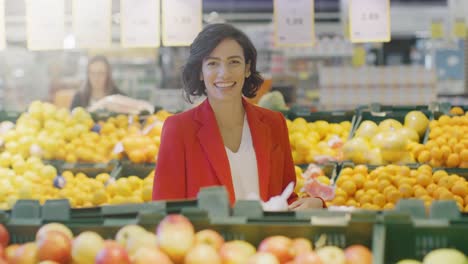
116, 159, 155, 179
356, 103, 433, 114
375, 219, 468, 263
58, 160, 118, 178
0, 111, 21, 123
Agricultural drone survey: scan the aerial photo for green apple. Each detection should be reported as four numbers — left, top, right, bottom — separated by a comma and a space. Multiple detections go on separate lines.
423, 248, 466, 264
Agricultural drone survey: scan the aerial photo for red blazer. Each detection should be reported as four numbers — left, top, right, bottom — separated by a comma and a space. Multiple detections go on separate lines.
152, 98, 297, 205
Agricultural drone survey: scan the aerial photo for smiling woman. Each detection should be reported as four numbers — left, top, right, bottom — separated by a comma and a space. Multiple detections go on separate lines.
152, 23, 325, 210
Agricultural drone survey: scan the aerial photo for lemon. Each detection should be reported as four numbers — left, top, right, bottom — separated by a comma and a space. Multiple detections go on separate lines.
142, 186, 152, 202
127, 176, 142, 191
96, 173, 111, 184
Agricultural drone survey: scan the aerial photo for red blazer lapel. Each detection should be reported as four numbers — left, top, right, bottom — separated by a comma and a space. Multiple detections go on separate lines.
194, 100, 235, 203
243, 99, 271, 201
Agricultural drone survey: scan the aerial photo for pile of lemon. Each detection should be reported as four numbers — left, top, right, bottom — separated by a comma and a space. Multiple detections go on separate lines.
287, 118, 351, 165
329, 164, 468, 212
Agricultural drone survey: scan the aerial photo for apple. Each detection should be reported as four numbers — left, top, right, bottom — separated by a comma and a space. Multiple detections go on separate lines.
126, 232, 158, 257
95, 241, 131, 264
247, 252, 280, 264
194, 229, 224, 250
185, 244, 222, 264
219, 240, 256, 264
132, 247, 173, 264
423, 248, 466, 264
11, 242, 38, 264
396, 260, 422, 264
6, 244, 19, 262
36, 223, 73, 241
37, 230, 71, 264
0, 224, 9, 247
294, 252, 323, 264
291, 238, 313, 256
115, 225, 147, 247
258, 236, 294, 263
156, 214, 195, 263
344, 245, 372, 264
316, 246, 345, 264
71, 231, 104, 264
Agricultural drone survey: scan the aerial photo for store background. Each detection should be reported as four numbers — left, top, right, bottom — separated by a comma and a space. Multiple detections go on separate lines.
0, 0, 465, 112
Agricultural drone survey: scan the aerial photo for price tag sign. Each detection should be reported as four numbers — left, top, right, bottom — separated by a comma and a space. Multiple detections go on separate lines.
73, 0, 111, 48
453, 19, 466, 38
431, 20, 444, 39
162, 0, 202, 46
121, 0, 160, 47
349, 0, 390, 43
273, 0, 315, 47
0, 0, 4, 50
26, 0, 65, 50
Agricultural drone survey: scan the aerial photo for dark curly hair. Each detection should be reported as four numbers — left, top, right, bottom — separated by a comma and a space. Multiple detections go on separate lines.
182, 23, 264, 103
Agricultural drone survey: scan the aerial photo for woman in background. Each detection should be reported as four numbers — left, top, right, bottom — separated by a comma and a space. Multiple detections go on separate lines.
70, 55, 122, 109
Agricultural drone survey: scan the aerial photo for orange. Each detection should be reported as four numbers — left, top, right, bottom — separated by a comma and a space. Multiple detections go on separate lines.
332, 196, 346, 206
346, 199, 358, 207
426, 183, 438, 196
451, 182, 468, 197
335, 188, 348, 200
359, 194, 372, 205
446, 153, 460, 168
439, 176, 455, 190
352, 173, 366, 189
464, 204, 468, 212
453, 143, 465, 154
453, 195, 464, 206
460, 149, 468, 162
414, 188, 428, 198
383, 185, 397, 197
439, 191, 454, 201
383, 203, 395, 210
377, 172, 392, 183
354, 189, 365, 201
336, 175, 352, 186
398, 166, 411, 177
341, 181, 357, 196
435, 137, 447, 147
386, 190, 402, 204
353, 165, 368, 175
417, 164, 433, 174
372, 194, 386, 208
399, 184, 414, 198
363, 180, 378, 191
440, 146, 452, 161
412, 145, 426, 159
377, 180, 392, 192
450, 106, 464, 115
340, 167, 354, 176
429, 159, 443, 168
366, 189, 379, 197
416, 173, 432, 187
432, 170, 448, 183
430, 147, 443, 161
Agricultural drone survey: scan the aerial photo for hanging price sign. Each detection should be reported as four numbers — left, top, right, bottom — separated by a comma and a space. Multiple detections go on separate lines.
274, 0, 315, 47
162, 0, 202, 46
121, 0, 160, 47
26, 0, 65, 50
73, 0, 112, 48
0, 0, 4, 50
349, 0, 390, 43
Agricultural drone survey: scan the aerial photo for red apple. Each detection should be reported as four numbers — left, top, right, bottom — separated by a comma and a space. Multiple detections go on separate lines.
95, 241, 131, 264
132, 247, 173, 264
344, 245, 372, 264
219, 240, 256, 264
194, 229, 224, 250
0, 259, 7, 264
72, 231, 104, 264
247, 252, 280, 264
6, 244, 19, 262
36, 223, 73, 241
11, 242, 38, 264
258, 236, 294, 263
0, 224, 9, 248
185, 244, 222, 264
156, 214, 195, 263
291, 238, 313, 256
37, 230, 71, 264
294, 252, 323, 264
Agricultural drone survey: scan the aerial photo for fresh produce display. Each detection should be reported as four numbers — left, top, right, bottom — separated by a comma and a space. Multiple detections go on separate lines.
343, 111, 429, 165
330, 164, 468, 211
396, 248, 467, 264
0, 150, 154, 209
0, 215, 373, 264
294, 164, 334, 200
0, 101, 171, 164
287, 117, 351, 165
410, 113, 468, 168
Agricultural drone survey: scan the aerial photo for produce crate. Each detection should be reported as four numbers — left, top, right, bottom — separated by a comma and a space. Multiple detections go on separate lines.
436, 102, 468, 115
351, 110, 432, 144
375, 216, 468, 263
57, 160, 118, 178
288, 110, 357, 139
356, 103, 432, 114
115, 159, 155, 179
0, 111, 21, 123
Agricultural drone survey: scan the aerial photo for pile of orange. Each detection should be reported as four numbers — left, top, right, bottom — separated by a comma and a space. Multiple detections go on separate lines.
329, 164, 468, 212
409, 112, 468, 168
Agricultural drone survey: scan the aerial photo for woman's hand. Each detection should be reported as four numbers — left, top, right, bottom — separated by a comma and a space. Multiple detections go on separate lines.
288, 197, 325, 211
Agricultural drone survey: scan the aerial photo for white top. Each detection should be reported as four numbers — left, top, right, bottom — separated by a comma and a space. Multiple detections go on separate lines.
225, 115, 259, 200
